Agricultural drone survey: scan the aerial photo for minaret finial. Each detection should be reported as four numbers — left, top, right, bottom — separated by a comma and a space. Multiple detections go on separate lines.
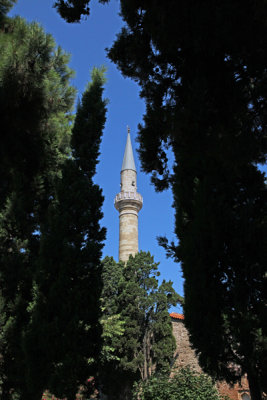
127, 125, 130, 134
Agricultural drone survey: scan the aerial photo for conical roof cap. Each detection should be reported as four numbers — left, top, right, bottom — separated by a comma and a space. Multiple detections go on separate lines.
121, 129, 136, 172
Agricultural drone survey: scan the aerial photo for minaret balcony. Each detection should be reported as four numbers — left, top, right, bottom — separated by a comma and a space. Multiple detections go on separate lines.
114, 191, 143, 212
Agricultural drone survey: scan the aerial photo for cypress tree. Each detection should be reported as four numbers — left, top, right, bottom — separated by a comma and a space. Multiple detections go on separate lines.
108, 2, 267, 398
0, 9, 107, 398
22, 67, 107, 399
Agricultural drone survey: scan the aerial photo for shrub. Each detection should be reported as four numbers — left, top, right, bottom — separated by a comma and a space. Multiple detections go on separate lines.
133, 367, 226, 400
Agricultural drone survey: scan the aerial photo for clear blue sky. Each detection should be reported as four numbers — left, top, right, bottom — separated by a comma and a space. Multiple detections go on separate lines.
9, 0, 184, 310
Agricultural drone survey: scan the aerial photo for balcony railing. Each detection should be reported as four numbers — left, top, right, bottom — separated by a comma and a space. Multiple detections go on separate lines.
114, 191, 143, 204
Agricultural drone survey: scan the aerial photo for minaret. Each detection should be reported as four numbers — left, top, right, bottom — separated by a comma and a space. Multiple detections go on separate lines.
114, 128, 143, 262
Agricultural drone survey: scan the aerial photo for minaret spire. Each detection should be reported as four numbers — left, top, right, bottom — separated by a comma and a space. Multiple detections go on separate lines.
121, 127, 136, 172
114, 127, 143, 262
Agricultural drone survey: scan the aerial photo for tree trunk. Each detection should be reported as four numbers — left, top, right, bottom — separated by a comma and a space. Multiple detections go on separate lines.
119, 381, 132, 400
247, 369, 262, 400
143, 331, 147, 380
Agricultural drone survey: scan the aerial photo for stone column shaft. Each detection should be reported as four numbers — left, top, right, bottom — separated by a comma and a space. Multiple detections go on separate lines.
114, 190, 142, 261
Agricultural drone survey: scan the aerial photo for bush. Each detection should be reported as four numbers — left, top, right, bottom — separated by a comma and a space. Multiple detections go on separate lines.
133, 367, 226, 400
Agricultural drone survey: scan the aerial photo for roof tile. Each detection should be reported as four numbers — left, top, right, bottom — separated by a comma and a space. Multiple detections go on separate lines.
170, 312, 184, 320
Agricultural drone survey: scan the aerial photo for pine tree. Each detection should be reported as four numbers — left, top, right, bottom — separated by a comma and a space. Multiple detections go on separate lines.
100, 252, 181, 400
0, 0, 16, 23
0, 15, 75, 399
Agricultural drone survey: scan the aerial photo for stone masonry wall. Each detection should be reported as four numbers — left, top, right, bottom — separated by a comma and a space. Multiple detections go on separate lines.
171, 317, 251, 400
216, 378, 250, 400
171, 318, 201, 372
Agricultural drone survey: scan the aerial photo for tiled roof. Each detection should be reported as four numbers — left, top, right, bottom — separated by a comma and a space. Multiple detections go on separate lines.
170, 312, 184, 320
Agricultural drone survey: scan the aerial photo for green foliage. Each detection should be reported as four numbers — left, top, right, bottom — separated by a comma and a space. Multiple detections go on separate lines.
133, 368, 225, 400
21, 67, 107, 400
53, 0, 109, 23
7, 1, 267, 398
71, 66, 107, 178
101, 314, 125, 362
0, 16, 107, 399
0, 0, 16, 22
100, 252, 181, 400
51, 14, 266, 398
100, 256, 125, 362
106, 2, 267, 400
0, 16, 76, 399
0, 16, 75, 213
